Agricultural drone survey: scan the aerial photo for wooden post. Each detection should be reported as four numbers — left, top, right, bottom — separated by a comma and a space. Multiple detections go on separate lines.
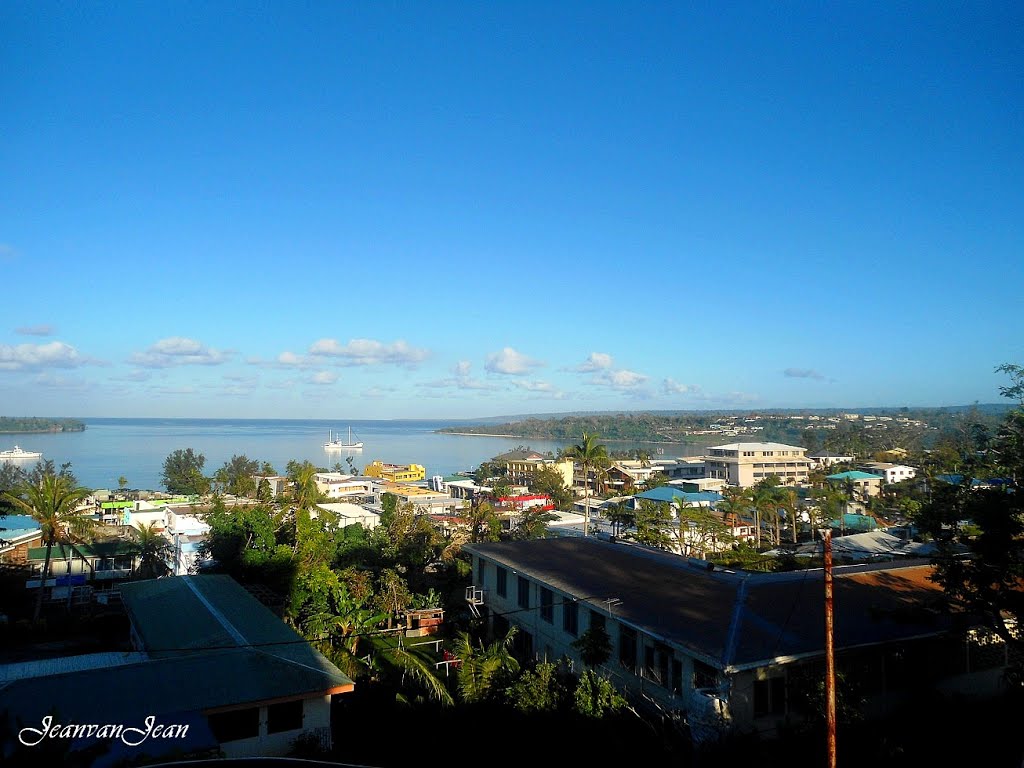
823, 527, 837, 768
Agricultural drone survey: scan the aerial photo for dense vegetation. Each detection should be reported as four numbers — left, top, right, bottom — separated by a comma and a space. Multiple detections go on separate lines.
0, 417, 85, 433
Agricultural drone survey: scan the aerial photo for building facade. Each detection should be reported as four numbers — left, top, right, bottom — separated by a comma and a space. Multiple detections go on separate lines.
704, 442, 811, 487
465, 538, 1007, 740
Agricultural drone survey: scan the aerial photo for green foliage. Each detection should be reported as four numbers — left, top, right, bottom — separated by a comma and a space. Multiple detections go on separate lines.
506, 661, 569, 713
465, 500, 501, 544
574, 670, 626, 718
214, 454, 262, 497
129, 521, 172, 579
511, 505, 556, 540
572, 625, 612, 668
995, 363, 1024, 405
526, 465, 574, 511
453, 626, 520, 704
2, 472, 94, 621
923, 363, 1024, 664
161, 448, 209, 495
374, 568, 412, 627
0, 417, 85, 433
198, 499, 296, 593
627, 499, 674, 550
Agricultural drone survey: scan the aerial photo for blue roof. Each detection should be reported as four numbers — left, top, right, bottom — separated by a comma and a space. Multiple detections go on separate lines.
935, 474, 1012, 487
0, 514, 40, 542
827, 471, 881, 481
636, 488, 724, 504
829, 513, 879, 532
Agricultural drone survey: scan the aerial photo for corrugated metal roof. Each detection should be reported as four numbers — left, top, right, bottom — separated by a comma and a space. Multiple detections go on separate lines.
465, 538, 952, 671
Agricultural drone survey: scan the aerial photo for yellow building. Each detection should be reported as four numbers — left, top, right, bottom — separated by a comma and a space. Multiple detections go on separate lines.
364, 461, 426, 483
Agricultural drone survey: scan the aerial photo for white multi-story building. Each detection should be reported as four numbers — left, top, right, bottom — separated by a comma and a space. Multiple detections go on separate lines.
703, 443, 811, 487
860, 462, 918, 485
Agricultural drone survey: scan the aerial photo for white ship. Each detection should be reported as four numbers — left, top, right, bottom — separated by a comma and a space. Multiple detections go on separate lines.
324, 427, 363, 450
0, 445, 43, 460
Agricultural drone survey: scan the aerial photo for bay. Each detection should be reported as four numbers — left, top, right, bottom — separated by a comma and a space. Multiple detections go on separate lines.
1, 418, 705, 492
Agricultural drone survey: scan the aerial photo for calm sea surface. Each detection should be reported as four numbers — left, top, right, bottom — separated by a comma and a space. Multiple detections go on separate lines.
0, 418, 704, 492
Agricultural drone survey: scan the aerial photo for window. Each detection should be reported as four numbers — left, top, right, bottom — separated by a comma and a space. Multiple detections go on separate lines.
671, 658, 683, 696
643, 643, 658, 682
476, 557, 485, 585
496, 567, 507, 598
590, 610, 605, 633
540, 587, 553, 623
619, 626, 637, 673
693, 660, 718, 689
517, 576, 529, 609
562, 599, 578, 636
208, 708, 260, 743
267, 700, 304, 734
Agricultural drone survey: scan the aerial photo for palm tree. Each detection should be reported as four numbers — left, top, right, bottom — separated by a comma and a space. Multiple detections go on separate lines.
130, 521, 173, 579
452, 626, 520, 703
3, 474, 94, 622
566, 433, 609, 536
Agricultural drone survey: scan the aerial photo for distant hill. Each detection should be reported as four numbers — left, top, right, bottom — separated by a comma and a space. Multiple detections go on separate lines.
439, 405, 1014, 451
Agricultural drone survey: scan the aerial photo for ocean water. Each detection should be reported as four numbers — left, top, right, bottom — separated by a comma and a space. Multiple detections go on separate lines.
0, 418, 704, 492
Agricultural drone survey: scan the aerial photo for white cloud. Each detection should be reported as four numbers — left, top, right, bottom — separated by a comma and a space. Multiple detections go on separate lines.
130, 337, 230, 368
310, 371, 338, 385
0, 341, 90, 371
568, 352, 647, 391
663, 378, 699, 395
594, 368, 648, 389
309, 338, 429, 367
485, 347, 543, 375
572, 352, 614, 372
15, 324, 55, 337
423, 361, 499, 391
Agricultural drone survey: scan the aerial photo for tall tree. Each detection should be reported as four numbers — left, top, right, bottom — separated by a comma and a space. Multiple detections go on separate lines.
3, 474, 94, 622
526, 465, 574, 511
566, 433, 609, 536
161, 449, 209, 495
453, 626, 520, 704
214, 454, 261, 497
130, 521, 173, 579
926, 364, 1024, 660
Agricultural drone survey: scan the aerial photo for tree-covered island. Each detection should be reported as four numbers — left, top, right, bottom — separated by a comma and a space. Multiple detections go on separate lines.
0, 417, 86, 433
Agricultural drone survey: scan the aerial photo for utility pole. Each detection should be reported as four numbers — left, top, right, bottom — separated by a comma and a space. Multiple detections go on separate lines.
823, 527, 837, 768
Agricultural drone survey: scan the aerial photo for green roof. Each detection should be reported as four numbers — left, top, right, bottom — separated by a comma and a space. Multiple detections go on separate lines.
26, 541, 137, 561
121, 575, 354, 679
100, 500, 135, 509
0, 574, 353, 760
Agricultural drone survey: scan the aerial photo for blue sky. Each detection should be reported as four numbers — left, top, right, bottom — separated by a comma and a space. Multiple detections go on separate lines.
1, 3, 1021, 419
